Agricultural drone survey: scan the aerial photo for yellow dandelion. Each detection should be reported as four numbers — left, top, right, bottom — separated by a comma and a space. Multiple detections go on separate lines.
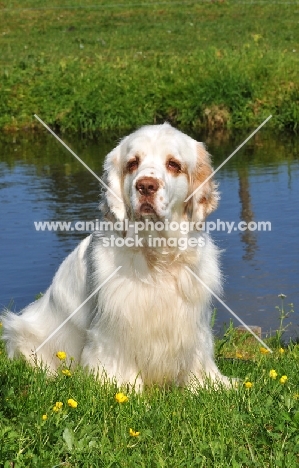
129, 428, 140, 437
67, 398, 78, 408
53, 401, 63, 412
269, 369, 278, 379
260, 347, 270, 355
115, 392, 129, 403
42, 414, 48, 421
56, 351, 66, 361
279, 348, 285, 354
236, 352, 243, 359
280, 375, 288, 384
244, 381, 253, 389
56, 351, 67, 360
62, 369, 72, 377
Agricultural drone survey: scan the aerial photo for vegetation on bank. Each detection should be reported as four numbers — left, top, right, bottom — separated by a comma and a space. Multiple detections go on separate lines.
1, 299, 299, 467
1, 0, 299, 133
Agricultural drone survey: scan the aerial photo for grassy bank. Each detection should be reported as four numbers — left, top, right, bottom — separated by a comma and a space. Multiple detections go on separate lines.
1, 0, 299, 133
1, 326, 299, 466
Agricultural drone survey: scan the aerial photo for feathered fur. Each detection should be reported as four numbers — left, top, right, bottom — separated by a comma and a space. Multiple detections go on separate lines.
2, 123, 231, 390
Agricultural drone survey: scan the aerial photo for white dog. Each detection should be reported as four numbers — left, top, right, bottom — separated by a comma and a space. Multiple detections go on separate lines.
2, 123, 231, 390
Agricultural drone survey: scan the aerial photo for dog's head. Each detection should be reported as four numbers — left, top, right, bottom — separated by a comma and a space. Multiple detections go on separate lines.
100, 123, 219, 225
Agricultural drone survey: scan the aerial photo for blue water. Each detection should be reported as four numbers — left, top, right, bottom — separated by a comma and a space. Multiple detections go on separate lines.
0, 131, 298, 340
210, 161, 299, 338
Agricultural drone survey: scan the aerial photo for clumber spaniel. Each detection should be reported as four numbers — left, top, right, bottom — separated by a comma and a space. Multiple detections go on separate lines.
2, 123, 231, 390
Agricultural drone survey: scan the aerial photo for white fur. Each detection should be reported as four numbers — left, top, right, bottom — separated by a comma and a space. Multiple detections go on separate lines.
2, 123, 231, 390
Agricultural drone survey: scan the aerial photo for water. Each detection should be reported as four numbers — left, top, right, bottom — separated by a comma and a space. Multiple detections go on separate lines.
0, 130, 298, 340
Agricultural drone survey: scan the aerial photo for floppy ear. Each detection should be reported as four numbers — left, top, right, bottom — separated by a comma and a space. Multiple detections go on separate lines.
99, 139, 127, 221
185, 143, 220, 224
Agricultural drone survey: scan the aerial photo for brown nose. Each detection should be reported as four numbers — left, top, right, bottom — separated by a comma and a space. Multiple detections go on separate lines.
136, 177, 159, 196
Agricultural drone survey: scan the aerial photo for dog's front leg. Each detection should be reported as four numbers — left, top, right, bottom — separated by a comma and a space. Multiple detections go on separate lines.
81, 333, 144, 391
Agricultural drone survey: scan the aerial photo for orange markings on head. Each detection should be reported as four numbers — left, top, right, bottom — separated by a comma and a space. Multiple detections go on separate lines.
126, 156, 140, 174
166, 155, 187, 176
184, 144, 219, 221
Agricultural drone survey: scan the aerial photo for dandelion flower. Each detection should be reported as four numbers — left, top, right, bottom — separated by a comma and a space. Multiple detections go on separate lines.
67, 398, 78, 408
235, 352, 243, 359
62, 369, 72, 377
280, 375, 288, 384
129, 428, 140, 437
53, 401, 63, 412
42, 414, 48, 421
115, 392, 129, 403
56, 351, 67, 360
260, 347, 270, 355
269, 369, 278, 379
279, 348, 285, 354
244, 381, 253, 389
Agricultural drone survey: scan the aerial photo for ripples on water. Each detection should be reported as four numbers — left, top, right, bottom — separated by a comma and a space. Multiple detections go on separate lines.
0, 130, 298, 339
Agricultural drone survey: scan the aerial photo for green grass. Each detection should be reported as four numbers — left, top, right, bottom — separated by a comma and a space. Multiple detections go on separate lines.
1, 0, 299, 133
1, 327, 299, 467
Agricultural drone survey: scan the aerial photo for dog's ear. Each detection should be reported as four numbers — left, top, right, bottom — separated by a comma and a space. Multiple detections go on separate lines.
185, 143, 220, 224
99, 139, 128, 221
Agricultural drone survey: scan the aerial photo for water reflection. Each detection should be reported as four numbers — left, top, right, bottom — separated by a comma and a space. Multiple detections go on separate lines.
0, 130, 298, 339
238, 169, 258, 261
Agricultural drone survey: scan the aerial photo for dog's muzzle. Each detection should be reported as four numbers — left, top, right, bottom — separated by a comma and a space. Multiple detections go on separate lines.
135, 176, 160, 216
135, 177, 159, 196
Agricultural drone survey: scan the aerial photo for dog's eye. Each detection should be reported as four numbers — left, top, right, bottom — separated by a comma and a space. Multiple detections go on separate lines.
127, 158, 139, 173
167, 159, 182, 173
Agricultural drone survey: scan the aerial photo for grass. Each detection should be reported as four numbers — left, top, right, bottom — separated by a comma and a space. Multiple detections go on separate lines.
1, 4, 299, 464
0, 0, 299, 133
1, 300, 299, 467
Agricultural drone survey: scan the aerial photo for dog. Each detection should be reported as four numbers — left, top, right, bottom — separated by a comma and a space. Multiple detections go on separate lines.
2, 123, 232, 390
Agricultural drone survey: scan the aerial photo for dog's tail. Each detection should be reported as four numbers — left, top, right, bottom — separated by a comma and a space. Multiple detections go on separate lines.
1, 309, 44, 361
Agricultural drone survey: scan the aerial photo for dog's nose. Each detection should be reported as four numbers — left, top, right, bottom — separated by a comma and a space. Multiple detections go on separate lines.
136, 177, 159, 196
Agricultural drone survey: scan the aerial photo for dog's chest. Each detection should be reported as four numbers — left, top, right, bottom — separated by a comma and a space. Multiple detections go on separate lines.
91, 240, 204, 334
97, 249, 198, 327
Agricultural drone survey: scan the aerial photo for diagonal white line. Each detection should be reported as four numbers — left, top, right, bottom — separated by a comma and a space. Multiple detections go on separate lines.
185, 266, 272, 353
34, 114, 122, 203
35, 266, 122, 353
184, 115, 272, 202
